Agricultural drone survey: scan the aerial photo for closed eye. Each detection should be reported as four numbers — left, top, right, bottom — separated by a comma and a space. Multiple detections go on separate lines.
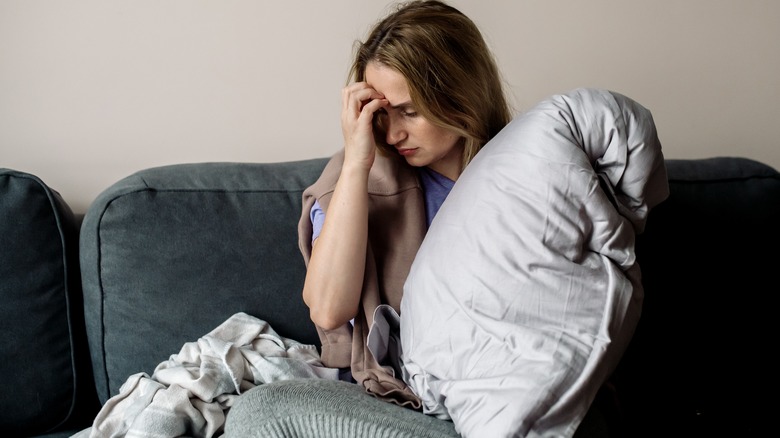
389, 101, 417, 118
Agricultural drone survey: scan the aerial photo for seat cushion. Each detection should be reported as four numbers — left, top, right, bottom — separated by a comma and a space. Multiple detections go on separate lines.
0, 169, 95, 435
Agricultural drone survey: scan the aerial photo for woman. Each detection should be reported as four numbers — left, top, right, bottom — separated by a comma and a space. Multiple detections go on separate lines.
299, 0, 511, 408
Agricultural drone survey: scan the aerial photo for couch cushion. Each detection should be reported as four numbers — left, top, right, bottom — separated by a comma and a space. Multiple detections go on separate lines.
615, 157, 780, 436
79, 159, 328, 403
0, 169, 95, 435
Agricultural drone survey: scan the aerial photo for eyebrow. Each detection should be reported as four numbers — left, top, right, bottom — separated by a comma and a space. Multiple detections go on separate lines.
390, 101, 414, 110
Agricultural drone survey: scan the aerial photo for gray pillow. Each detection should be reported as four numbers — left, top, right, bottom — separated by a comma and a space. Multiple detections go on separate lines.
400, 89, 669, 437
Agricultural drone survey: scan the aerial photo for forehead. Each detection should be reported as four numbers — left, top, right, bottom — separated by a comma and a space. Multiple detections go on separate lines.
365, 62, 411, 105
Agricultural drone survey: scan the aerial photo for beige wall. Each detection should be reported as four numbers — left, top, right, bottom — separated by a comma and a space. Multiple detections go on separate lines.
2, 0, 778, 214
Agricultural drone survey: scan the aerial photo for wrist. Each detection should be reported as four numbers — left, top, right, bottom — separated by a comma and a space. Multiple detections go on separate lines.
341, 156, 373, 177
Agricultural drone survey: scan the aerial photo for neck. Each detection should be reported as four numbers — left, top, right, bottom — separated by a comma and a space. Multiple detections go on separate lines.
428, 147, 464, 181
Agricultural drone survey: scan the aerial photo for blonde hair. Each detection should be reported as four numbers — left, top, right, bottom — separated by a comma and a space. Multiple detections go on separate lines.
349, 0, 512, 170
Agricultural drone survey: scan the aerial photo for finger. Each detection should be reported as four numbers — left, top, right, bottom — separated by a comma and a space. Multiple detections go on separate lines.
342, 83, 384, 113
343, 81, 381, 96
358, 98, 388, 123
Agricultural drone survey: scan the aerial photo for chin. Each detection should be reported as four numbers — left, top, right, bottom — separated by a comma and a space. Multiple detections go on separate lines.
404, 158, 427, 168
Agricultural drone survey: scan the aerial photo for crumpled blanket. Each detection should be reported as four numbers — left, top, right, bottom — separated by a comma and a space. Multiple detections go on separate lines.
72, 312, 338, 438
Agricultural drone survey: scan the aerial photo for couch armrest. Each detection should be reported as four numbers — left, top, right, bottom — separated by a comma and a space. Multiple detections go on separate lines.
0, 169, 98, 435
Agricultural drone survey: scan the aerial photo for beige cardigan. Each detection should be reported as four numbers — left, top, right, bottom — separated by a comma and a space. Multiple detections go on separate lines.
297, 149, 426, 409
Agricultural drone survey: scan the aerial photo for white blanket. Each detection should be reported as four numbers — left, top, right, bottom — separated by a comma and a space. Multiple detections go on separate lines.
72, 312, 338, 438
401, 89, 669, 437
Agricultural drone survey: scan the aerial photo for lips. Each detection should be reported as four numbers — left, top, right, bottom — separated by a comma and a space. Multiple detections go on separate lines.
396, 147, 418, 157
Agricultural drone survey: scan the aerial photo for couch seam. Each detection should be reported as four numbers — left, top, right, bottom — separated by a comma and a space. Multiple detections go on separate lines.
668, 174, 780, 184
93, 188, 153, 401
26, 173, 77, 434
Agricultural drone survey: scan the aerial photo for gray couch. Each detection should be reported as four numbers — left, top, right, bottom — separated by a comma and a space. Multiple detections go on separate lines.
1, 156, 778, 437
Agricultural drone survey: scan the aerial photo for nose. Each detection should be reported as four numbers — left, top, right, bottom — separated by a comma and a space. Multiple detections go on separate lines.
384, 114, 407, 146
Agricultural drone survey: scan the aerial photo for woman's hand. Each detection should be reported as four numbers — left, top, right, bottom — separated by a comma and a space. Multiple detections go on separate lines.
341, 82, 387, 171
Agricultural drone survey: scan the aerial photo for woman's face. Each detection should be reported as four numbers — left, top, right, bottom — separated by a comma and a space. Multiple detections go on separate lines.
366, 62, 463, 181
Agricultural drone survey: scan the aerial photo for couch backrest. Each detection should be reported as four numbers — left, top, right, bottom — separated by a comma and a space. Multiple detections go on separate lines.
79, 159, 328, 403
614, 157, 780, 436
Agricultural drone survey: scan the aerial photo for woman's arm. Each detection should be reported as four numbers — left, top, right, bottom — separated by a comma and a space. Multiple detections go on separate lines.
302, 82, 387, 330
